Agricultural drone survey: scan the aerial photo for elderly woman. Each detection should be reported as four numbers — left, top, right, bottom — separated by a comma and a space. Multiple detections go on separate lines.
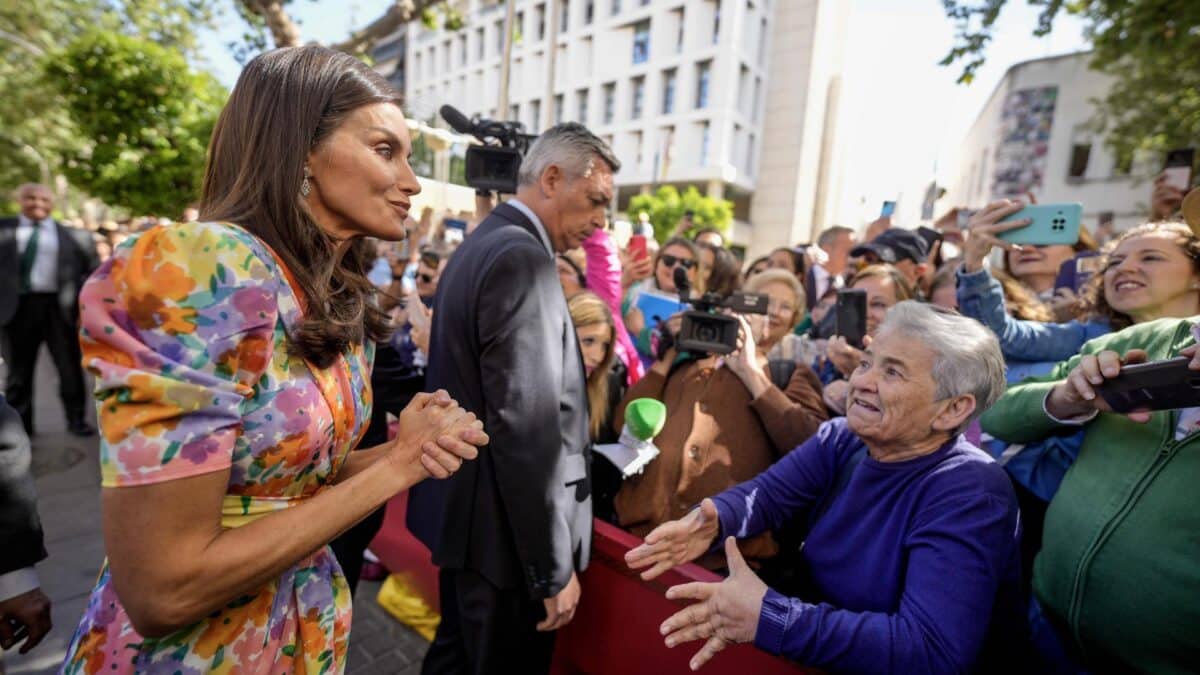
626, 301, 1025, 674
612, 269, 828, 571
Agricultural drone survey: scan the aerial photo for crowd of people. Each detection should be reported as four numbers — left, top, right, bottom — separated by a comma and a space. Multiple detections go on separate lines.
1, 43, 1198, 675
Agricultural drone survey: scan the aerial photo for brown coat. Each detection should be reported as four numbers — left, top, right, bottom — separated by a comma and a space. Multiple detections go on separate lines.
612, 358, 827, 566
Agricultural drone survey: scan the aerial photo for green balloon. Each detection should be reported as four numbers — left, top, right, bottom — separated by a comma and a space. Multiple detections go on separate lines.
624, 398, 667, 441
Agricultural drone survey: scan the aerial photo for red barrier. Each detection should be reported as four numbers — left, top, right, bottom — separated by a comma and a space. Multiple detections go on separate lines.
371, 504, 811, 674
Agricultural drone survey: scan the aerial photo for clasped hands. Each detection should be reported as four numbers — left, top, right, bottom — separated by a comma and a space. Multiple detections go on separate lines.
624, 499, 768, 671
390, 389, 488, 481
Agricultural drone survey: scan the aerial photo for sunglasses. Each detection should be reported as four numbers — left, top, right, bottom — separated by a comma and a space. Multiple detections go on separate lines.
660, 254, 697, 270
417, 273, 435, 283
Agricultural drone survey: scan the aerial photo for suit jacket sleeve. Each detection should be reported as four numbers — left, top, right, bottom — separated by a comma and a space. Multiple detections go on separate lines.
477, 242, 579, 599
0, 395, 47, 577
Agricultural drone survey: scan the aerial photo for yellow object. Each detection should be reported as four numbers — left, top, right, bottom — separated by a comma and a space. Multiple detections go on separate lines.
375, 574, 441, 641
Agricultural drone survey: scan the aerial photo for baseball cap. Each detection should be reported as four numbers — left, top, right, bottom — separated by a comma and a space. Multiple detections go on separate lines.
850, 228, 930, 264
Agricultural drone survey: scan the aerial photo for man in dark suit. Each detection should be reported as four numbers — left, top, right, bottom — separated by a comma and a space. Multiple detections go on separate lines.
409, 124, 620, 674
0, 183, 100, 436
0, 393, 52, 654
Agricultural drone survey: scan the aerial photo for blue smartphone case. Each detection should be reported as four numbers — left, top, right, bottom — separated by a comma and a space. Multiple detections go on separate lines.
997, 203, 1083, 246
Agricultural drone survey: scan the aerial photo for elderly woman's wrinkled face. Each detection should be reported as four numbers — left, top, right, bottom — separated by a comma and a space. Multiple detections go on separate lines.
845, 328, 947, 447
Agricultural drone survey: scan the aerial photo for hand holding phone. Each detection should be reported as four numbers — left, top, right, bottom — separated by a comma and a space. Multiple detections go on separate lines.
834, 288, 867, 349
1163, 148, 1195, 191
880, 201, 896, 218
1096, 356, 1200, 413
629, 234, 649, 262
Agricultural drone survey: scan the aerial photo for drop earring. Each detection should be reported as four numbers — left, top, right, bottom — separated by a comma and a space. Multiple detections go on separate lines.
300, 169, 312, 197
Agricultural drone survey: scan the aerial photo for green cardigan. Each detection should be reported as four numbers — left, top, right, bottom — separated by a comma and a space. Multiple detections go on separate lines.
980, 316, 1200, 673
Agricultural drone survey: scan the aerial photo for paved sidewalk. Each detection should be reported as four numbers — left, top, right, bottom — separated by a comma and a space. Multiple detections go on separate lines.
1, 353, 429, 674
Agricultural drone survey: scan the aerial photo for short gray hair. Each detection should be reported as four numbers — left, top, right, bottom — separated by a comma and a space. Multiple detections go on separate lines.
878, 301, 1007, 432
517, 123, 621, 187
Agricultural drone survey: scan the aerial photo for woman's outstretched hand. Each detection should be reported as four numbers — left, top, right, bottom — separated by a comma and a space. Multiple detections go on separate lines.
625, 499, 721, 581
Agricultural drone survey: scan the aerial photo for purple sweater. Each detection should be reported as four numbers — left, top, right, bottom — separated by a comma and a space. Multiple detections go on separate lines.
712, 418, 1026, 674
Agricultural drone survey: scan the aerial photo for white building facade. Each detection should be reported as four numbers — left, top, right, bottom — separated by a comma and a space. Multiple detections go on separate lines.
944, 52, 1155, 231
392, 0, 849, 255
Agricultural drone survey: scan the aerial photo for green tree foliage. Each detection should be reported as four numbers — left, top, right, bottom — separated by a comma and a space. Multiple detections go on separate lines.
628, 186, 734, 245
940, 1, 1200, 160
0, 1, 215, 200
45, 30, 226, 215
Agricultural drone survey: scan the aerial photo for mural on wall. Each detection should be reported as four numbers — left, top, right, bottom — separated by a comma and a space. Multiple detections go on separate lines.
991, 86, 1058, 200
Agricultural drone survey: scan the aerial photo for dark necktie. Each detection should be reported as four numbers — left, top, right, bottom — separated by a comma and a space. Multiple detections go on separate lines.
19, 221, 41, 293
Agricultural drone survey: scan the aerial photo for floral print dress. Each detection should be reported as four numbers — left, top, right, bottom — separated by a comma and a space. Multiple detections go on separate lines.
60, 221, 372, 674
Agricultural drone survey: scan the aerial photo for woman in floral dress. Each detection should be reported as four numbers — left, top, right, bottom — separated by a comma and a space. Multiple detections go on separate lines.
60, 46, 485, 674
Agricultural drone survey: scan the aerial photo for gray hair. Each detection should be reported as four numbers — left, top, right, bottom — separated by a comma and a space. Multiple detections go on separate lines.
517, 123, 621, 187
878, 301, 1007, 432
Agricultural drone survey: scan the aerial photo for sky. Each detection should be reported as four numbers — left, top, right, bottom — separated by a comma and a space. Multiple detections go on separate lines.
197, 0, 1089, 229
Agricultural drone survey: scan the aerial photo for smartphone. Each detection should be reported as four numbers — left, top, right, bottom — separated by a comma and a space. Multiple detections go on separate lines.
880, 201, 896, 218
629, 234, 649, 262
1053, 251, 1102, 293
997, 203, 1083, 246
834, 288, 868, 349
956, 209, 976, 230
1096, 357, 1200, 413
1163, 148, 1195, 191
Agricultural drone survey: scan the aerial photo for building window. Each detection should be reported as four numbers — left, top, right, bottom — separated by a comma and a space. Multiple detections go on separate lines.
695, 60, 711, 109
662, 68, 676, 114
585, 0, 594, 25
561, 0, 570, 32
758, 16, 768, 64
700, 121, 711, 164
631, 76, 645, 120
510, 103, 520, 123
1068, 143, 1091, 179
477, 27, 486, 59
414, 52, 422, 81
675, 8, 685, 53
460, 35, 468, 66
530, 99, 541, 132
1113, 148, 1134, 176
554, 94, 564, 124
536, 3, 546, 40
516, 11, 525, 42
603, 82, 616, 124
632, 20, 651, 65
577, 88, 589, 123
738, 64, 750, 115
496, 20, 505, 55
611, 0, 621, 15
711, 1, 720, 44
746, 132, 756, 174
640, 0, 650, 6
752, 76, 762, 120
634, 130, 644, 168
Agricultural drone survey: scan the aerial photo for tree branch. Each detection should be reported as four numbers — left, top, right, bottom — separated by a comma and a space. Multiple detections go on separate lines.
331, 0, 443, 55
240, 0, 303, 48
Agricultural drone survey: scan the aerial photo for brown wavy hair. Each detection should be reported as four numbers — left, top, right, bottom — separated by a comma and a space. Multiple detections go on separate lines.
1081, 221, 1200, 331
199, 45, 397, 367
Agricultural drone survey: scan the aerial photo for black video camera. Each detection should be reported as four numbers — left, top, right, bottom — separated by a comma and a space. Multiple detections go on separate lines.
667, 267, 769, 356
440, 104, 539, 194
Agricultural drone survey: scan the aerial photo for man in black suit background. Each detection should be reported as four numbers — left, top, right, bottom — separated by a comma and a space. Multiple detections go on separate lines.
0, 184, 99, 437
409, 124, 619, 674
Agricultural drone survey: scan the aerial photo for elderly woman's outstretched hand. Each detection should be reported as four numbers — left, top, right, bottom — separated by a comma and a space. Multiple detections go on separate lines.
660, 537, 768, 671
625, 498, 720, 581
389, 389, 488, 482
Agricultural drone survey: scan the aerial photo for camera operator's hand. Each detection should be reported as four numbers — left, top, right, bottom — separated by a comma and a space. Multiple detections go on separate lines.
962, 200, 1032, 274
1046, 349, 1155, 424
1151, 172, 1186, 221
726, 315, 773, 399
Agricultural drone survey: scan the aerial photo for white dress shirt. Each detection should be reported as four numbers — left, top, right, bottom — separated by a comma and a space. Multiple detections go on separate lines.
506, 198, 555, 259
15, 215, 59, 293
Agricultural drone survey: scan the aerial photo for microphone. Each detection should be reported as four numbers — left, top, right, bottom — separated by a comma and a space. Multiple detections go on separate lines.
439, 104, 475, 135
673, 265, 691, 302
593, 398, 667, 477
